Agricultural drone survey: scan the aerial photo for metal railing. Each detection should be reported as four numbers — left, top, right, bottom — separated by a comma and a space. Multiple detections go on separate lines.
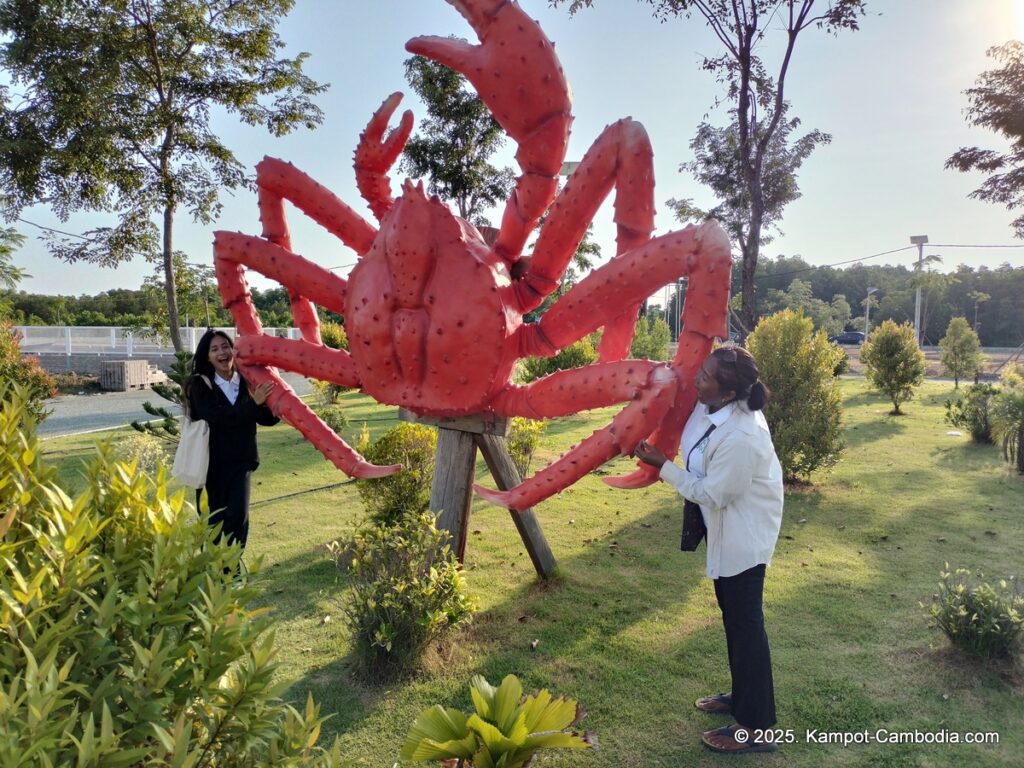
15, 326, 301, 357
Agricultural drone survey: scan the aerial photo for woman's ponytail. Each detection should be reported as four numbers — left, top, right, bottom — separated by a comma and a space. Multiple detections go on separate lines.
746, 379, 770, 411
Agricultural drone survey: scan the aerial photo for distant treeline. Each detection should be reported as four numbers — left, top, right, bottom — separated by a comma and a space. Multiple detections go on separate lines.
0, 287, 329, 331
4, 257, 1023, 347
738, 256, 1023, 346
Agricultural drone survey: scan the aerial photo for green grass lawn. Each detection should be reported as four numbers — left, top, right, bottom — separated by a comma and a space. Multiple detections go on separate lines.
42, 380, 1023, 767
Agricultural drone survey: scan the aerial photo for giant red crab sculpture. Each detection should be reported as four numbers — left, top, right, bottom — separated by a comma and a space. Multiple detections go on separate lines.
213, 0, 732, 512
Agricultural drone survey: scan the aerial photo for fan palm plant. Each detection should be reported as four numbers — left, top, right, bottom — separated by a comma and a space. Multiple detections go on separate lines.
991, 386, 1024, 473
401, 674, 595, 768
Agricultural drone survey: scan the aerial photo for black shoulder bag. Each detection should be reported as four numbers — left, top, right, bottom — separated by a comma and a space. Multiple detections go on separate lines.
680, 424, 716, 551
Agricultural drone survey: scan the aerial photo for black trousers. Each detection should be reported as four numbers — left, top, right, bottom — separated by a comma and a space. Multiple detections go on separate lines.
713, 563, 777, 729
196, 465, 252, 550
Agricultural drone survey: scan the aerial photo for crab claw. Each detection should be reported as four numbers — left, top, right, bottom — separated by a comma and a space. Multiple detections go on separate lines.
355, 92, 414, 221
408, 0, 572, 258
602, 463, 660, 489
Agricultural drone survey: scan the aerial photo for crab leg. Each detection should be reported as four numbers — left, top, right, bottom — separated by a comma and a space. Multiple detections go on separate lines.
516, 118, 655, 361
355, 92, 414, 222
213, 237, 399, 480
515, 220, 732, 494
407, 0, 572, 263
213, 232, 348, 318
519, 221, 731, 357
476, 361, 678, 510
256, 157, 377, 345
235, 336, 361, 388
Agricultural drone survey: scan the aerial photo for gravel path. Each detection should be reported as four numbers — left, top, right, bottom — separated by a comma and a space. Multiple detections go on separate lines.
40, 373, 313, 438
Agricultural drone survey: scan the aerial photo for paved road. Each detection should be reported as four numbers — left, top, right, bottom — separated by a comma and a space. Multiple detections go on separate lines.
40, 373, 313, 438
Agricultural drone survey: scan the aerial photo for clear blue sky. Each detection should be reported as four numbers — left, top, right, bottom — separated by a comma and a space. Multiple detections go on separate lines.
11, 0, 1024, 300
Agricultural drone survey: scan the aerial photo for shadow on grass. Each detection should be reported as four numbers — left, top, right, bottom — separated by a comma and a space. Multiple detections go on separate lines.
843, 414, 908, 449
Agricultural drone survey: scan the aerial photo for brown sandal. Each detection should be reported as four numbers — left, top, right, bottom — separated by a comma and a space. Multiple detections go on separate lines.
695, 692, 732, 714
702, 725, 778, 754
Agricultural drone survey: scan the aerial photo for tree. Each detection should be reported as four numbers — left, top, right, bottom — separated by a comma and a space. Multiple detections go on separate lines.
967, 289, 990, 331
947, 41, 1024, 238
747, 309, 845, 481
556, 0, 866, 331
0, 226, 25, 290
761, 277, 850, 336
908, 261, 957, 344
0, 0, 326, 351
400, 55, 515, 226
666, 111, 828, 328
860, 320, 926, 415
630, 314, 671, 360
939, 316, 984, 388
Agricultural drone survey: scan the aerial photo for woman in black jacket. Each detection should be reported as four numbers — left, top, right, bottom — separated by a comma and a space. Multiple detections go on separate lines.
186, 329, 278, 552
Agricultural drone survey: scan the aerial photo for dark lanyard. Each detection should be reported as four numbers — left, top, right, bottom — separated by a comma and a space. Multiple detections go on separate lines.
686, 424, 717, 472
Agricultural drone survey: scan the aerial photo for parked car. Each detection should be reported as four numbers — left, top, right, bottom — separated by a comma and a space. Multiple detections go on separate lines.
828, 331, 866, 345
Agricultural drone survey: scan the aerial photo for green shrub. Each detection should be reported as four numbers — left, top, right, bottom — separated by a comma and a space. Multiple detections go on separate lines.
0, 385, 343, 766
0, 320, 56, 421
313, 403, 349, 434
944, 383, 999, 443
833, 347, 849, 376
927, 565, 1024, 659
861, 320, 926, 414
401, 674, 594, 767
356, 422, 438, 525
520, 334, 598, 383
747, 310, 846, 481
112, 430, 170, 475
319, 321, 349, 350
506, 417, 546, 479
1001, 362, 1024, 389
991, 385, 1024, 474
939, 317, 984, 388
312, 378, 344, 405
308, 323, 351, 405
328, 513, 475, 681
630, 315, 671, 361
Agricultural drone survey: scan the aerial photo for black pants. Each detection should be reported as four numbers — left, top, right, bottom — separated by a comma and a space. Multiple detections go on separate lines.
197, 465, 252, 550
713, 563, 776, 729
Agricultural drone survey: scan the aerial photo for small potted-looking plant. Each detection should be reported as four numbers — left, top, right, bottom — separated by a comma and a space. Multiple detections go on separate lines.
401, 674, 595, 768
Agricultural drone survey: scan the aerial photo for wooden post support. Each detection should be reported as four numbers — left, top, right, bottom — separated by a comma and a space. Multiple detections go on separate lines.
400, 409, 557, 578
429, 427, 476, 562
474, 432, 557, 578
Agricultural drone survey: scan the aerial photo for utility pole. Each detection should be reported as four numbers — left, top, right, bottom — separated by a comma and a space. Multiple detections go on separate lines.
909, 235, 928, 345
864, 287, 878, 336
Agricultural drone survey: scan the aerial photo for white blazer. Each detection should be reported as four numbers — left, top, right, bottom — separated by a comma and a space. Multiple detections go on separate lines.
660, 402, 784, 579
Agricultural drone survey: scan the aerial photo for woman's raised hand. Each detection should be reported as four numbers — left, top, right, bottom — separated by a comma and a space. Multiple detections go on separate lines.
633, 440, 668, 469
252, 380, 275, 405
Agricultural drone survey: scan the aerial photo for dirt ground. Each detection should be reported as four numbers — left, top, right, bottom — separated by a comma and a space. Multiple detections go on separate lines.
842, 345, 1022, 379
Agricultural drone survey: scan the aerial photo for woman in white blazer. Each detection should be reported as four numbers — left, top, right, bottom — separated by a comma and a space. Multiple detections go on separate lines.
635, 346, 784, 754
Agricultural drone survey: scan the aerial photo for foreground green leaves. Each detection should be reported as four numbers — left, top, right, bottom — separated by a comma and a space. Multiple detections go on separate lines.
0, 384, 344, 766
401, 674, 594, 768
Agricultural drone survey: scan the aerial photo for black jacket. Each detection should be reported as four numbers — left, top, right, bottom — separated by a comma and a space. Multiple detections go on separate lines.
187, 374, 279, 471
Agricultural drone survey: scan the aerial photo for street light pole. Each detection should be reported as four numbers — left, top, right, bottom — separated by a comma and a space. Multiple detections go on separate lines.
864, 287, 878, 336
909, 235, 928, 345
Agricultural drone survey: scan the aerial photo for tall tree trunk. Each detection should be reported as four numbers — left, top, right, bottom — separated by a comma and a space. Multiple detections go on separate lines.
741, 178, 765, 332
162, 202, 183, 352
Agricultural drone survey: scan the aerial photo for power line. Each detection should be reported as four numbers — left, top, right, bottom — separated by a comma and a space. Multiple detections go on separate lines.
929, 243, 1024, 248
757, 245, 916, 282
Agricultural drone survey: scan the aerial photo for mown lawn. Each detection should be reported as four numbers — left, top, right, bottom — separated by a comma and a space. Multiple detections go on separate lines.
42, 379, 1023, 767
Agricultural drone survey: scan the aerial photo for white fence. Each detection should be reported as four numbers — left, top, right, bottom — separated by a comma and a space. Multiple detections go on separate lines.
15, 326, 302, 357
